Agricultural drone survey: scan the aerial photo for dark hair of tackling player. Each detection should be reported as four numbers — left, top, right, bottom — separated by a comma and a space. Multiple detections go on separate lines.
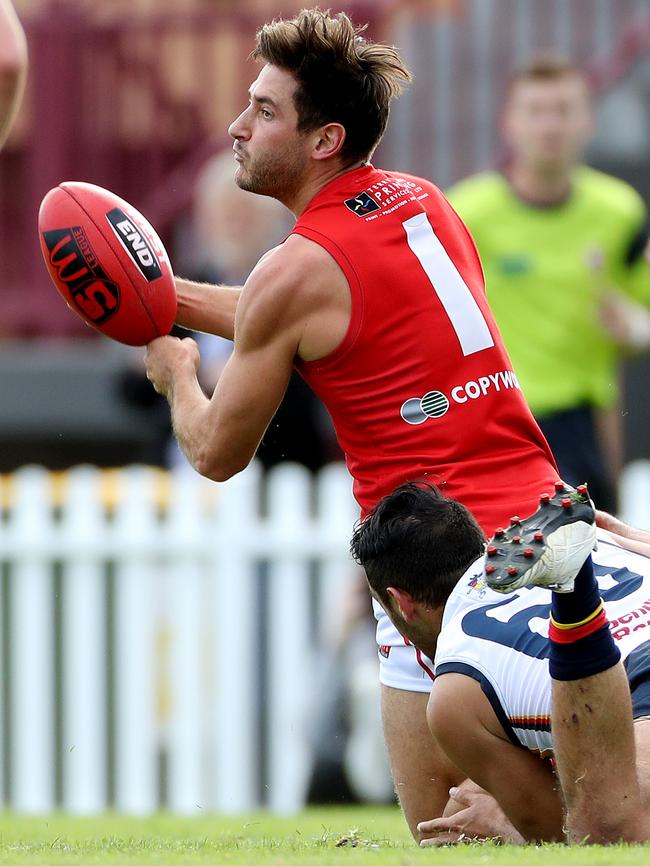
350, 482, 487, 609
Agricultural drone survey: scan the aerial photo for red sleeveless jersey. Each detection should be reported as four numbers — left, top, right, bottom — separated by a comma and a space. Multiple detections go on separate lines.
292, 165, 559, 534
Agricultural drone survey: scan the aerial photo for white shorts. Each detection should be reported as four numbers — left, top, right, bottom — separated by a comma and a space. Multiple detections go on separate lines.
373, 600, 435, 693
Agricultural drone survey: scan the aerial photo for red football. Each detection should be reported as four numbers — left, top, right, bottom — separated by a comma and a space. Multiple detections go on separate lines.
38, 181, 177, 346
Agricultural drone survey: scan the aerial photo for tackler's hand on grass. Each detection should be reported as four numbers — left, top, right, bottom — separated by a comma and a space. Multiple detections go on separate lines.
418, 779, 525, 846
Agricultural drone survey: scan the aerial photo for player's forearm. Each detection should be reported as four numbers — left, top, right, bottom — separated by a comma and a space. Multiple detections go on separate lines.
0, 0, 27, 149
174, 277, 241, 341
595, 511, 650, 559
167, 369, 250, 482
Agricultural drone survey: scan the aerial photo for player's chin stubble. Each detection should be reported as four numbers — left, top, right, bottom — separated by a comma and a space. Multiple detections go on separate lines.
236, 146, 307, 199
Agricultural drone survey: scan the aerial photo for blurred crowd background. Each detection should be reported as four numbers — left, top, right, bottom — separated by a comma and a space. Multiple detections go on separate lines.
1, 0, 650, 812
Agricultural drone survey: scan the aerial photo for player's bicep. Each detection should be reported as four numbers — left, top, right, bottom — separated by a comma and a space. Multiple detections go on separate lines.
428, 673, 564, 842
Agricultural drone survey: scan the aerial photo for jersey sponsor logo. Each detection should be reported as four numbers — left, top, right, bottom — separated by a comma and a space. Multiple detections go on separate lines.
400, 370, 520, 425
106, 207, 163, 282
344, 191, 381, 216
344, 177, 429, 220
610, 597, 650, 639
401, 391, 449, 424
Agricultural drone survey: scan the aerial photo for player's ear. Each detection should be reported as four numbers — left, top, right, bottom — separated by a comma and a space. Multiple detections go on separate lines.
311, 122, 346, 161
386, 586, 417, 622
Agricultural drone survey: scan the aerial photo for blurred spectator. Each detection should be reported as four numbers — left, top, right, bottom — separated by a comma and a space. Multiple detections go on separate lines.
448, 55, 650, 512
0, 0, 26, 149
120, 149, 339, 470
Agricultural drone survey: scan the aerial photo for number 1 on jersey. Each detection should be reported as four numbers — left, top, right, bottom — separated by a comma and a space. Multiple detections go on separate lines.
402, 213, 494, 356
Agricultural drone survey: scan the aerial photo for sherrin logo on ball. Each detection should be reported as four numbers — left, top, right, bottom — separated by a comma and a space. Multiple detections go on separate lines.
38, 182, 177, 346
42, 225, 120, 325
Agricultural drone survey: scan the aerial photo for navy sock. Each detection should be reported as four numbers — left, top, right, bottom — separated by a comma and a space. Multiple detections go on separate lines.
549, 556, 621, 681
551, 556, 601, 627
550, 556, 600, 627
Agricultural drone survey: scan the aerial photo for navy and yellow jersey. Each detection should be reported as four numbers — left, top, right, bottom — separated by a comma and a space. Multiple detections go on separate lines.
435, 532, 650, 755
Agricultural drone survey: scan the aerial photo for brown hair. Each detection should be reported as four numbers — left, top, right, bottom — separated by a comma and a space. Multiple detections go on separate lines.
252, 8, 412, 164
508, 53, 588, 90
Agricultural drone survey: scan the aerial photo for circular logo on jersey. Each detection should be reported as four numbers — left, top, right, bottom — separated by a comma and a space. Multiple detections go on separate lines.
400, 390, 450, 425
400, 398, 427, 425
421, 390, 450, 418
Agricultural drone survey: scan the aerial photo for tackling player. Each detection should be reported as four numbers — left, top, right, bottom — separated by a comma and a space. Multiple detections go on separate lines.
351, 482, 650, 844
0, 0, 27, 149
144, 9, 590, 837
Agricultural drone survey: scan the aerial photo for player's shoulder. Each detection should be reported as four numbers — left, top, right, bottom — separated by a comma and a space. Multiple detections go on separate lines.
440, 559, 505, 626
574, 165, 646, 223
249, 235, 336, 284
428, 668, 488, 740
445, 171, 509, 214
243, 235, 344, 314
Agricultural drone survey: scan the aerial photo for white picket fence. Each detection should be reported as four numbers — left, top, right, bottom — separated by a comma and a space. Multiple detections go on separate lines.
0, 462, 358, 815
1, 459, 649, 816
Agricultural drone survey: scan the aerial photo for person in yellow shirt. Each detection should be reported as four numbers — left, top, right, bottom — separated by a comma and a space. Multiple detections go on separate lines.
0, 0, 27, 149
448, 56, 650, 513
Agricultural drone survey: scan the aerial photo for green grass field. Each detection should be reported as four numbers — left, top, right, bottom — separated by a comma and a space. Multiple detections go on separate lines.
0, 807, 648, 865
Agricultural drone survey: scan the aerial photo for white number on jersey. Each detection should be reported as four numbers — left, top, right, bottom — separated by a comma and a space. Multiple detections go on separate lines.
402, 213, 494, 356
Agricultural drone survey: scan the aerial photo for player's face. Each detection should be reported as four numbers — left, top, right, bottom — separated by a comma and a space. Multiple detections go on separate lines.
228, 64, 310, 199
371, 588, 438, 659
502, 76, 593, 171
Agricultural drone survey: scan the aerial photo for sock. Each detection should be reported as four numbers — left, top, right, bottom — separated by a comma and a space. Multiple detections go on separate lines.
550, 556, 601, 627
549, 555, 621, 681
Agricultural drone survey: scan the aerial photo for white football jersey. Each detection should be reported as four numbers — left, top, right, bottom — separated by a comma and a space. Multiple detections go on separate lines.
434, 530, 650, 755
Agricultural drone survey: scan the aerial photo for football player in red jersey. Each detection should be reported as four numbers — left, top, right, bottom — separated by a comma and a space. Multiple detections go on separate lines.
0, 0, 27, 149
144, 9, 592, 838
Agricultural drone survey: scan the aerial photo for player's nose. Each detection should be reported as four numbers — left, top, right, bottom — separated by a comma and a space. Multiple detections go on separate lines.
228, 107, 251, 141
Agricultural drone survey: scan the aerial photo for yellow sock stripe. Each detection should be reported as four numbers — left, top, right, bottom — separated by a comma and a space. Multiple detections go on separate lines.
550, 600, 603, 631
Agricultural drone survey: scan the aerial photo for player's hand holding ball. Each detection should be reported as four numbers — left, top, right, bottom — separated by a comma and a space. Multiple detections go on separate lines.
145, 336, 200, 398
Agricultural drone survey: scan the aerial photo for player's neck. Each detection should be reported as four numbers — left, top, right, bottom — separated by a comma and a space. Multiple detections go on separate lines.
507, 162, 573, 208
410, 606, 444, 660
285, 159, 367, 216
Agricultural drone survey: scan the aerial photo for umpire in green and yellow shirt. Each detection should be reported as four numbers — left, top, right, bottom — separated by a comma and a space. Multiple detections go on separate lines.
448, 55, 650, 513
